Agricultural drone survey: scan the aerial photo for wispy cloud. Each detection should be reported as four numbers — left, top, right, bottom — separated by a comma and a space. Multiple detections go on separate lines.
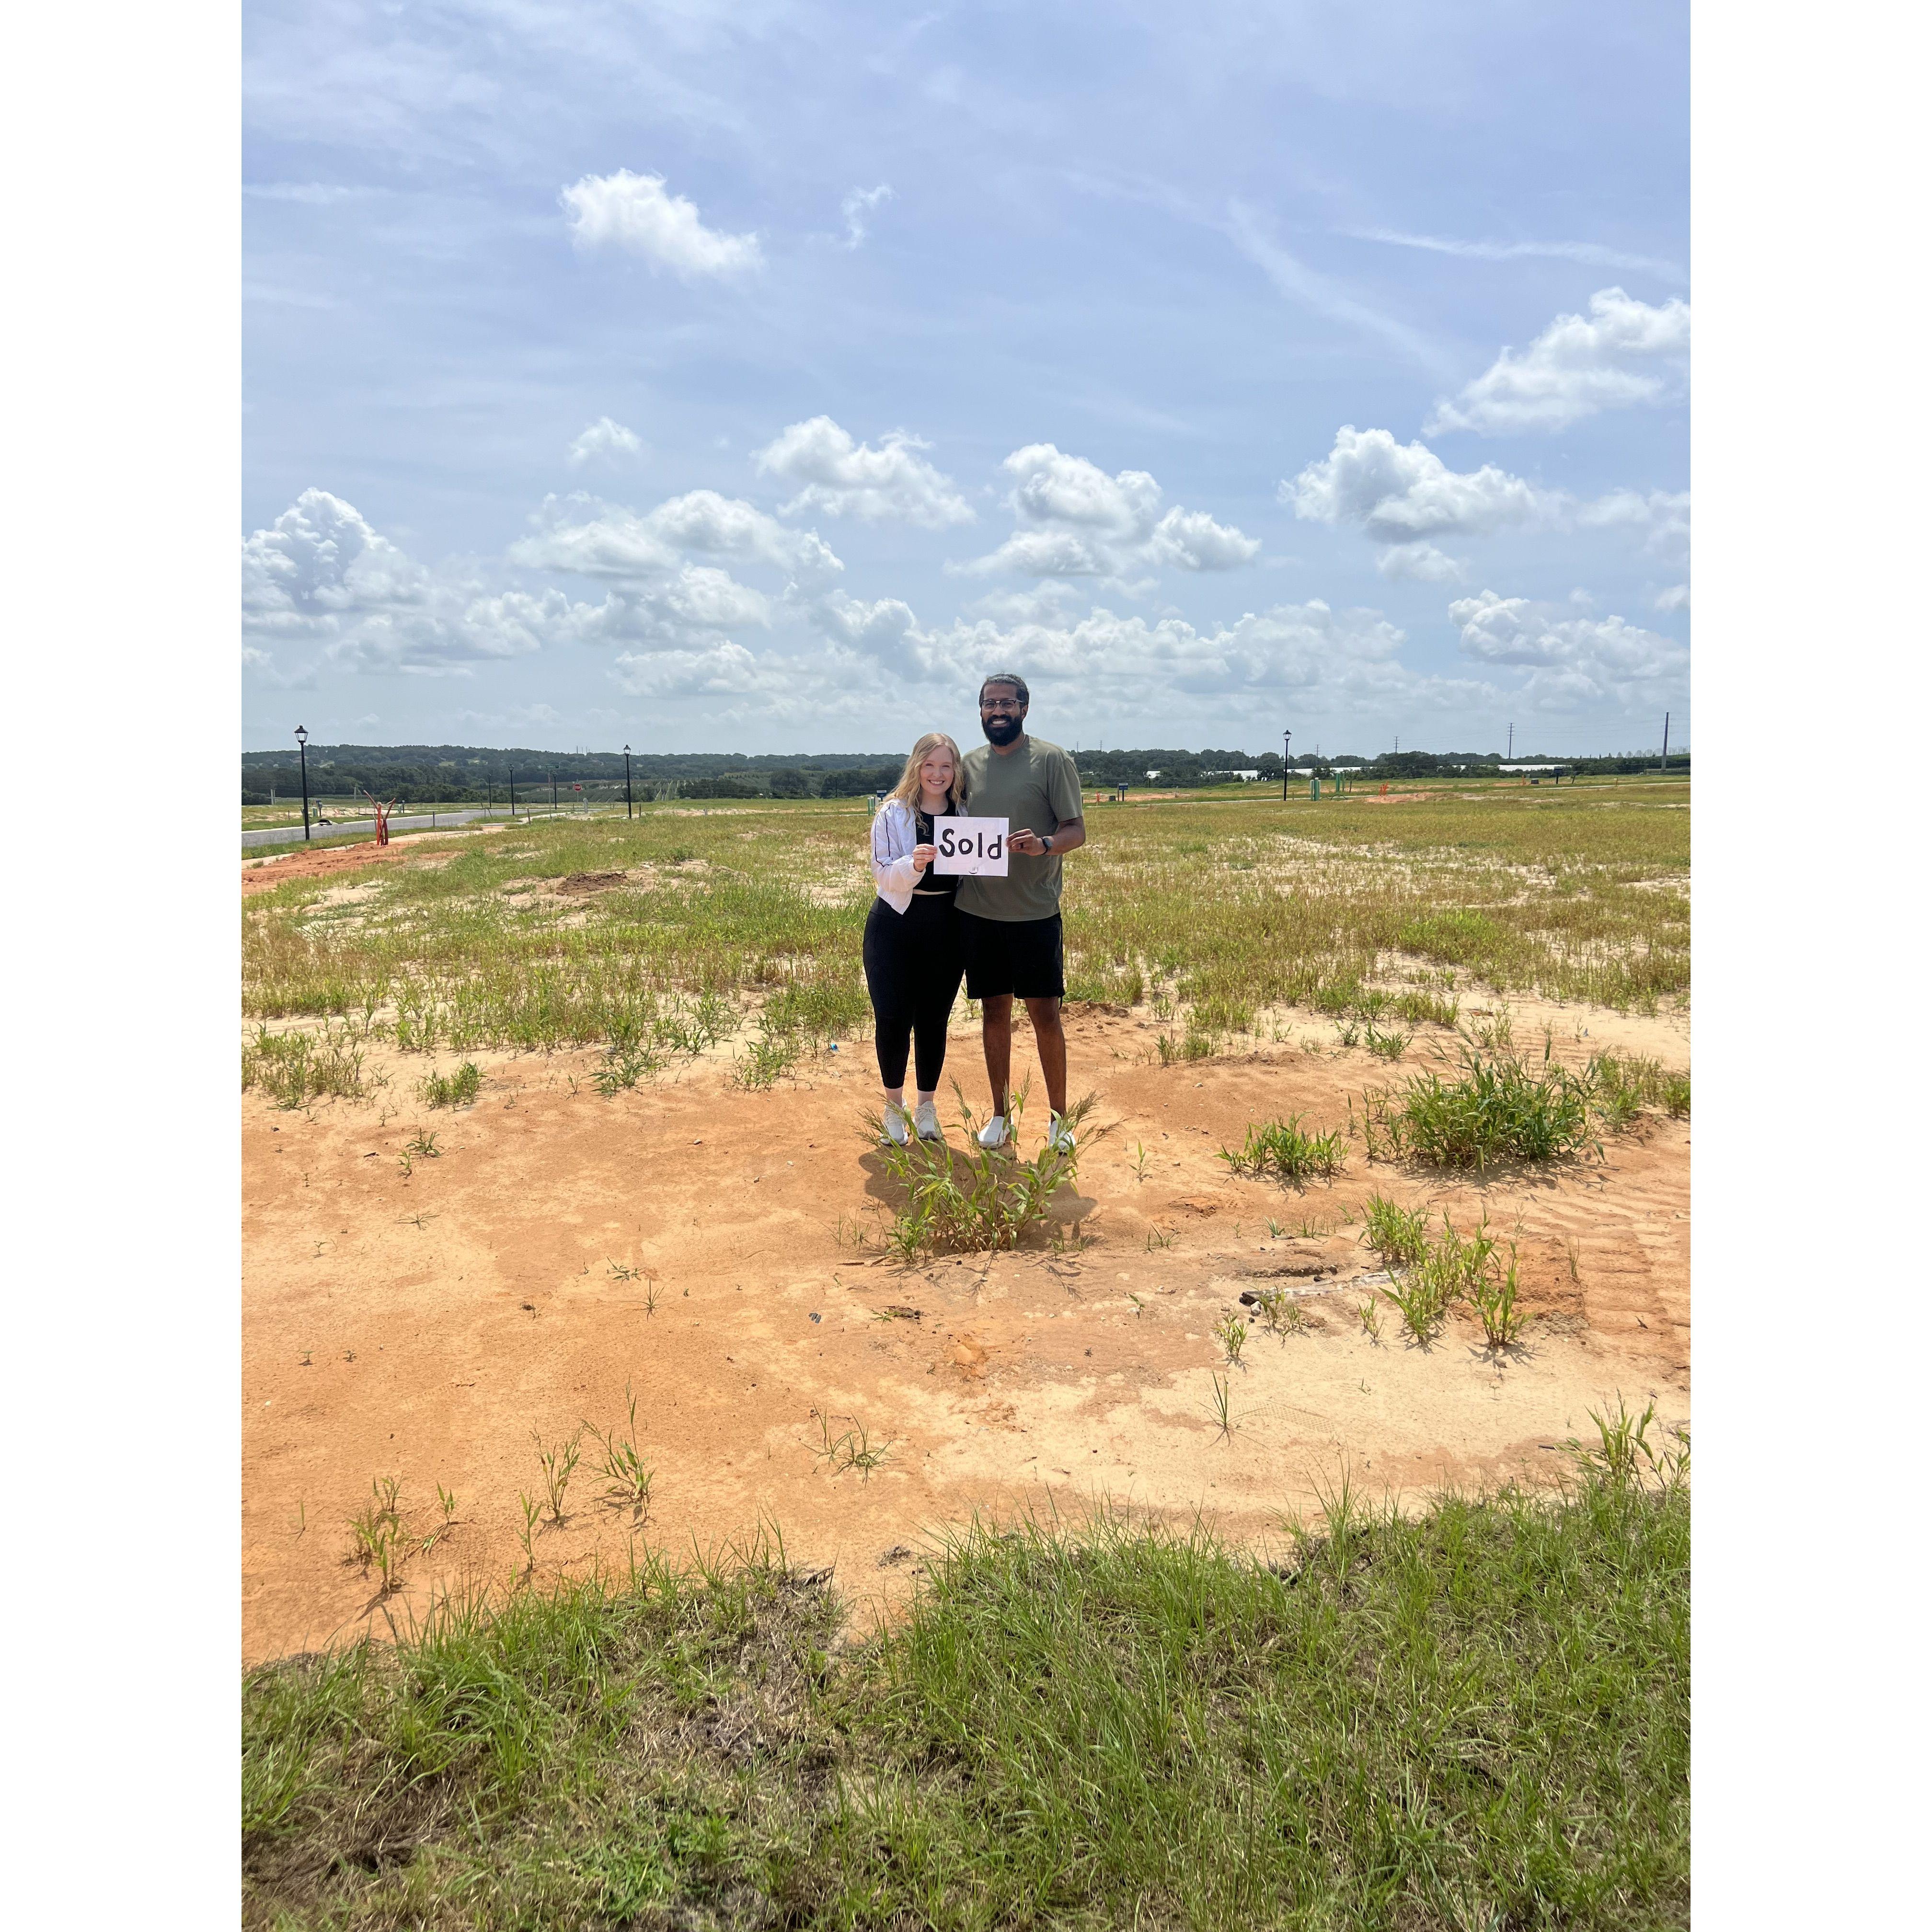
1226, 205, 1447, 374
840, 184, 894, 249
1340, 227, 1684, 281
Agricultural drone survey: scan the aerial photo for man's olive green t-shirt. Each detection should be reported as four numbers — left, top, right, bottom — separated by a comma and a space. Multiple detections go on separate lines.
956, 735, 1085, 923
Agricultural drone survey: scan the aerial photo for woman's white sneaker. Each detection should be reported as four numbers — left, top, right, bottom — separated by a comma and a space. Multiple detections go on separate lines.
1046, 1113, 1076, 1154
881, 1104, 912, 1146
914, 1099, 943, 1141
976, 1114, 1009, 1150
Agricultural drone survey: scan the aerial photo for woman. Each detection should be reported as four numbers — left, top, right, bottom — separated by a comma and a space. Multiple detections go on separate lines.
865, 732, 968, 1144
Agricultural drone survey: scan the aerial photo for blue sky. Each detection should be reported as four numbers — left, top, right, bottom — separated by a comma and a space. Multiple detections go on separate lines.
242, 0, 1688, 756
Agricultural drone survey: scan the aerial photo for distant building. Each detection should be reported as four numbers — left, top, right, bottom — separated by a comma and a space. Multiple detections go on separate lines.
1145, 769, 1162, 780
1498, 763, 1569, 774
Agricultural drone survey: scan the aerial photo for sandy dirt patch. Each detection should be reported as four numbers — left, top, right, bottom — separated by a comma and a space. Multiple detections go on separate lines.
241, 824, 506, 897
243, 1005, 1688, 1664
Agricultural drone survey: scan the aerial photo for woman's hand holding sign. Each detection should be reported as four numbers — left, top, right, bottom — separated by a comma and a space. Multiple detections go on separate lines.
911, 843, 935, 872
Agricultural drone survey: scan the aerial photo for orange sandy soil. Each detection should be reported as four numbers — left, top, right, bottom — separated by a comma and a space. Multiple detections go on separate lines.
242, 983, 1689, 1666
242, 824, 509, 897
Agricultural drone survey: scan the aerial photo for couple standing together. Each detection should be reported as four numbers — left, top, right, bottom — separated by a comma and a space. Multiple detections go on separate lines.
863, 672, 1085, 1154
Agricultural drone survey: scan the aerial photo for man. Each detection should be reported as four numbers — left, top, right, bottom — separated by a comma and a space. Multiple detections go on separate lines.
956, 672, 1087, 1152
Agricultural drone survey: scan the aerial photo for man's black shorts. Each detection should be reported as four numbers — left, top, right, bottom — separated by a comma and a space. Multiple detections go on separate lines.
959, 911, 1065, 1000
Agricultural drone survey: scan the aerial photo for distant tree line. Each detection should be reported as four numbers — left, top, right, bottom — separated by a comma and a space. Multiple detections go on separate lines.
241, 741, 1684, 804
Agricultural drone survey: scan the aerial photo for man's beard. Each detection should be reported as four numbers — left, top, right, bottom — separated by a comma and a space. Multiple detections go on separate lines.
982, 714, 1023, 747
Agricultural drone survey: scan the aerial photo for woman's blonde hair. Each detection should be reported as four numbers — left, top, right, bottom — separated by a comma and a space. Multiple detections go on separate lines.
887, 732, 966, 813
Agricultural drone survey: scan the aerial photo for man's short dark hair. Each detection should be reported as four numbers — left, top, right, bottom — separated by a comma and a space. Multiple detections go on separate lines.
979, 672, 1029, 705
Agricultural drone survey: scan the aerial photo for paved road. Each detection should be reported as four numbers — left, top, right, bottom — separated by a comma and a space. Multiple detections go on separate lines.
240, 808, 506, 850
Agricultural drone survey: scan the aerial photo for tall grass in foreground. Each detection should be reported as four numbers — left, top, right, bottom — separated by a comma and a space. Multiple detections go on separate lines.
244, 1465, 1688, 1930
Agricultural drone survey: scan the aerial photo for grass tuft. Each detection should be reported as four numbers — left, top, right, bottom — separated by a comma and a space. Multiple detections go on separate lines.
1218, 1113, 1346, 1188
871, 1087, 1095, 1257
243, 1024, 368, 1109
420, 1060, 482, 1108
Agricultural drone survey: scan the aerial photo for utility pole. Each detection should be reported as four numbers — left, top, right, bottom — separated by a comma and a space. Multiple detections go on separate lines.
295, 724, 311, 841
1660, 712, 1670, 772
1282, 728, 1291, 802
1506, 722, 1513, 760
624, 744, 633, 820
509, 766, 517, 816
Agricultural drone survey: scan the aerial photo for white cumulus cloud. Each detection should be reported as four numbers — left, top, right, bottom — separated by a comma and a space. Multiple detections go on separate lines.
561, 169, 762, 279
1426, 288, 1690, 436
752, 416, 974, 528
1285, 426, 1552, 542
568, 417, 643, 467
242, 489, 556, 675
1287, 425, 1687, 576
960, 444, 1258, 583
1449, 589, 1687, 711
509, 490, 841, 585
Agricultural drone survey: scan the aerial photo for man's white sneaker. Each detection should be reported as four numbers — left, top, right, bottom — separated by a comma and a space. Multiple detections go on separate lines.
1046, 1113, 1076, 1154
881, 1104, 911, 1146
976, 1114, 1009, 1150
914, 1099, 943, 1141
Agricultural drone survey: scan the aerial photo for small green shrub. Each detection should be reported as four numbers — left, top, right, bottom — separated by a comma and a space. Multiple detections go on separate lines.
1363, 1051, 1597, 1170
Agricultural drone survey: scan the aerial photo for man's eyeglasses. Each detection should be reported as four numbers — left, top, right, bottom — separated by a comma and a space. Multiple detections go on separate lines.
980, 698, 1024, 711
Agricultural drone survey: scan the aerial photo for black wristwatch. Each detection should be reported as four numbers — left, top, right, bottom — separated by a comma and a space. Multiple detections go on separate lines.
1040, 833, 1053, 855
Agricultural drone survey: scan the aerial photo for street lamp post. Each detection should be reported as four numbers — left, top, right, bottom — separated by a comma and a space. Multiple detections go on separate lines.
295, 724, 311, 841
624, 744, 633, 820
1281, 728, 1291, 803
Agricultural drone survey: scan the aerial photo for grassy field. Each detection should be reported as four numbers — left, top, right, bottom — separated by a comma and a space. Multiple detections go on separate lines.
243, 1460, 1687, 1930
242, 778, 1688, 1069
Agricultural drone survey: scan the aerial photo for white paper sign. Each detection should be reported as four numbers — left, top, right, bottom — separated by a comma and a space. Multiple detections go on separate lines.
931, 816, 1010, 876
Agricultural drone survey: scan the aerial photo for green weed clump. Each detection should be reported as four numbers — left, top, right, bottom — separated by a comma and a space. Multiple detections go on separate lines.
1360, 1191, 1431, 1268
1588, 1051, 1691, 1126
243, 1024, 368, 1108
419, 1060, 481, 1108
873, 1089, 1094, 1257
244, 1474, 1688, 1929
1363, 1050, 1598, 1170
1375, 1209, 1532, 1349
1218, 1113, 1346, 1187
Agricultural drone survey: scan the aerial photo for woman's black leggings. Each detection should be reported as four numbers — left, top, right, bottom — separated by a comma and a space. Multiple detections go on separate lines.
862, 895, 966, 1091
